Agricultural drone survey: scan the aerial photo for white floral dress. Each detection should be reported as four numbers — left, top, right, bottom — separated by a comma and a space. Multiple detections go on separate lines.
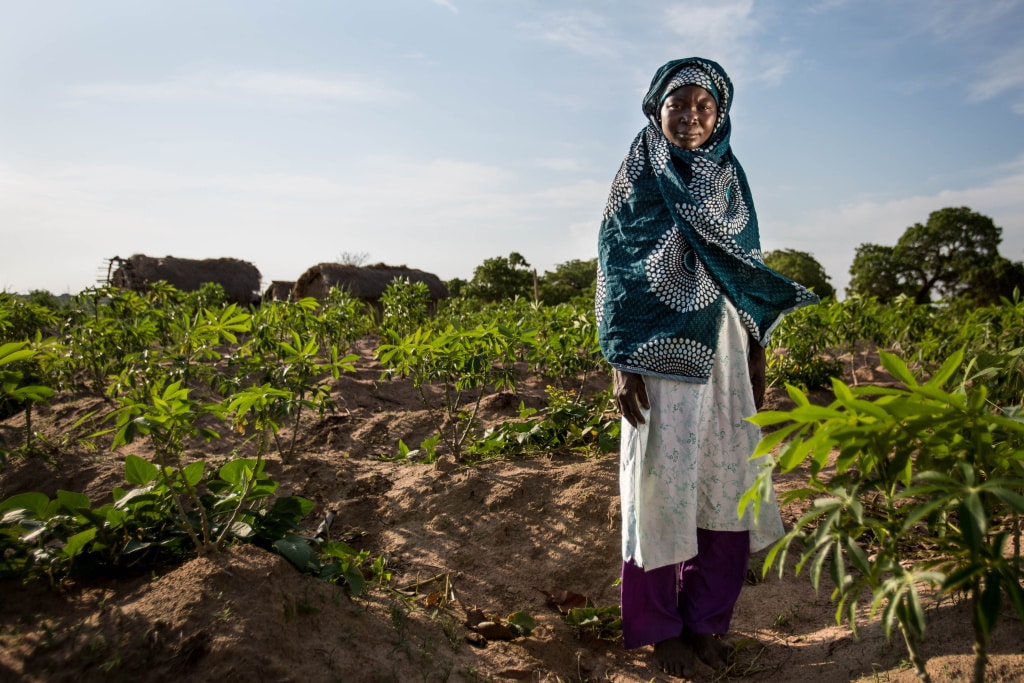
619, 301, 784, 570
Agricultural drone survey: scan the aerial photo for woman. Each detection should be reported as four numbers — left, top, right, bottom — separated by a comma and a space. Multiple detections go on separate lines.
596, 58, 818, 676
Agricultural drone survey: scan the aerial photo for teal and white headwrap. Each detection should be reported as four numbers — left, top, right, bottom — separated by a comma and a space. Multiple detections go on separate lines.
596, 57, 818, 382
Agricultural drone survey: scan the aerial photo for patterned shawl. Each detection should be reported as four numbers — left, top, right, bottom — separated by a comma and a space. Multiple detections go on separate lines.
596, 58, 818, 383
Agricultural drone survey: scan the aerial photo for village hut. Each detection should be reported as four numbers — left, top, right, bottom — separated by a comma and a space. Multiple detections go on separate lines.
293, 263, 449, 308
263, 280, 296, 302
108, 254, 262, 306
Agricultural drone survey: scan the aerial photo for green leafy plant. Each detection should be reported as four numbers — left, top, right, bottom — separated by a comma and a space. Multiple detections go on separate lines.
273, 534, 390, 596
255, 331, 358, 461
766, 303, 844, 390
742, 349, 1024, 683
0, 454, 315, 584
564, 604, 622, 639
381, 278, 432, 336
0, 341, 55, 454
376, 321, 532, 459
385, 434, 442, 463
469, 387, 619, 458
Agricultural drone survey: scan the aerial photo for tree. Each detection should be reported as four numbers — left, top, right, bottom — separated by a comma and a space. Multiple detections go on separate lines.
847, 244, 905, 301
335, 251, 370, 266
762, 249, 835, 299
895, 207, 1002, 304
847, 207, 1019, 304
463, 252, 534, 303
962, 256, 1024, 306
445, 277, 468, 299
538, 258, 598, 305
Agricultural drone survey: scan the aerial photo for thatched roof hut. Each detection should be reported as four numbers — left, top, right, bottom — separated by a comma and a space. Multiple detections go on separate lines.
109, 254, 262, 306
294, 263, 449, 305
263, 280, 296, 302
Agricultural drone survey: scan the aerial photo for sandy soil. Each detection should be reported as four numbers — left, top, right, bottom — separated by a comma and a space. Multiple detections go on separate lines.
0, 339, 1021, 683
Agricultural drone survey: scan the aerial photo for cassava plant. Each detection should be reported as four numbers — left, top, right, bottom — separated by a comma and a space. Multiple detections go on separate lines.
255, 331, 358, 461
0, 454, 318, 584
0, 341, 55, 454
742, 349, 1024, 683
107, 378, 226, 553
376, 321, 533, 459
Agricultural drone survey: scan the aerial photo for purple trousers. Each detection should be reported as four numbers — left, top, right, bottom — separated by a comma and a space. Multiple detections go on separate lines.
620, 528, 750, 649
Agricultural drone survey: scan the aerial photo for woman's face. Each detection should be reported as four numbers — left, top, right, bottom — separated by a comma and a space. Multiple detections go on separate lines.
659, 84, 718, 150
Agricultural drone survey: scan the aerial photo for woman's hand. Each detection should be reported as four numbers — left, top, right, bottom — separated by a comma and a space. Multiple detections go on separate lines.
748, 336, 766, 410
613, 369, 649, 428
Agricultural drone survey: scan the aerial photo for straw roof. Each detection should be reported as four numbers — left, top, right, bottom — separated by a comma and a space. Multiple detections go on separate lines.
294, 263, 449, 302
109, 254, 262, 306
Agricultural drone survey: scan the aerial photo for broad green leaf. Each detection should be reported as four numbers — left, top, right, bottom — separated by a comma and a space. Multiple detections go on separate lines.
0, 492, 50, 516
124, 454, 158, 485
344, 564, 366, 596
182, 460, 206, 488
506, 611, 537, 636
56, 490, 91, 514
274, 536, 316, 571
219, 458, 256, 485
62, 527, 98, 558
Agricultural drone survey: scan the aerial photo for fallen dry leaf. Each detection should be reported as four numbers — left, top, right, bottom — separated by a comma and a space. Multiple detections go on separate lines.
536, 587, 589, 613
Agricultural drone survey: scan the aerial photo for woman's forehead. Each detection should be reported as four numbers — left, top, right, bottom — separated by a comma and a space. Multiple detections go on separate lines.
663, 85, 716, 102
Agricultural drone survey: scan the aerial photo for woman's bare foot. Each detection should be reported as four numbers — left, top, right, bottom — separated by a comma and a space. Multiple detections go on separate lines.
690, 632, 731, 669
654, 636, 695, 678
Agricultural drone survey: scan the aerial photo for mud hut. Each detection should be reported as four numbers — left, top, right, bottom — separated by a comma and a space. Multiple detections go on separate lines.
263, 280, 296, 302
108, 254, 262, 306
293, 263, 448, 308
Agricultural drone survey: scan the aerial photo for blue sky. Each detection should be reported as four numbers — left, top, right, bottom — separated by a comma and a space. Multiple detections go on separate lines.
2, 0, 1022, 298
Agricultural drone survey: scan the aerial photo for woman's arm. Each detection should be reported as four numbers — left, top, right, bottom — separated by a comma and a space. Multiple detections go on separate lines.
748, 334, 766, 410
613, 368, 650, 428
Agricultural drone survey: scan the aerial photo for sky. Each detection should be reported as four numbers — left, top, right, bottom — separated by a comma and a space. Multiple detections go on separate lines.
2, 0, 1023, 298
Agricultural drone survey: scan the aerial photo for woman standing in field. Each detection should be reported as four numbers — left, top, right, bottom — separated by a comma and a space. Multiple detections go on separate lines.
596, 57, 818, 677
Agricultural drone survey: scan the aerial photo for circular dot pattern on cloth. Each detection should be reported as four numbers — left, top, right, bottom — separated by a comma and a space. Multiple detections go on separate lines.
594, 266, 607, 326
792, 282, 818, 303
737, 307, 759, 339
649, 129, 672, 175
628, 337, 715, 378
674, 156, 750, 249
603, 136, 647, 219
645, 227, 719, 313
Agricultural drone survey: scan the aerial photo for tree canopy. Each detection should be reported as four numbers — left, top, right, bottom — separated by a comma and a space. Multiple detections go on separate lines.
847, 206, 1022, 304
763, 249, 835, 299
462, 252, 534, 303
538, 258, 597, 305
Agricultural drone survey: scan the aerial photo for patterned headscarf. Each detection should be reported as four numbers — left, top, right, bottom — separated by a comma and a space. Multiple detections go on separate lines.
596, 58, 817, 382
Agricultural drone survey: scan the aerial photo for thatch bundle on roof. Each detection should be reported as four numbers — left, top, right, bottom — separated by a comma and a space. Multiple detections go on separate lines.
263, 280, 296, 302
109, 254, 262, 306
294, 263, 449, 305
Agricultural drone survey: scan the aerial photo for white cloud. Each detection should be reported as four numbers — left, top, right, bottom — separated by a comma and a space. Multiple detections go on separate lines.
535, 157, 587, 172
917, 0, 1020, 41
432, 0, 458, 14
525, 11, 620, 58
70, 70, 405, 105
663, 0, 757, 53
970, 44, 1024, 102
662, 1, 796, 87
